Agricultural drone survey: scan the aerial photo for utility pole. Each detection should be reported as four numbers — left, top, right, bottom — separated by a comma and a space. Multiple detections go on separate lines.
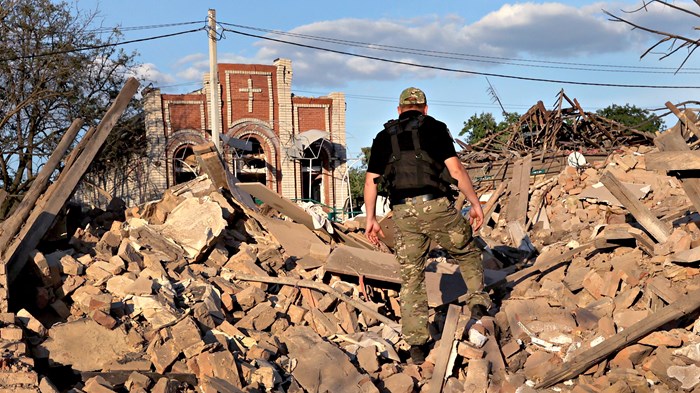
208, 9, 222, 153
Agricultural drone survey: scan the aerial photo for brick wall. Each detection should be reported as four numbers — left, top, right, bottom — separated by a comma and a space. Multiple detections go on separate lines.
161, 94, 207, 135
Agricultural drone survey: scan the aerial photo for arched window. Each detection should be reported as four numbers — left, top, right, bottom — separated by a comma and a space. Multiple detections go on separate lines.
173, 145, 198, 184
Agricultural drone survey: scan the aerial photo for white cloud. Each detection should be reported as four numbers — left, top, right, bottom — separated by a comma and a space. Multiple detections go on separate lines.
162, 2, 700, 88
130, 63, 176, 85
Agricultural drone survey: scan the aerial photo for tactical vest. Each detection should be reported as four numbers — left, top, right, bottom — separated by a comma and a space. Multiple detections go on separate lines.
379, 115, 456, 196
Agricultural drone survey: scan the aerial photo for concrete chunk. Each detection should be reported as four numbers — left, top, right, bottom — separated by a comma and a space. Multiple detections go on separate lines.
40, 319, 132, 371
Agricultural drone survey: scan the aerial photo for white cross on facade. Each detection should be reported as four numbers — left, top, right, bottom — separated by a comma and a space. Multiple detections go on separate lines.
238, 78, 262, 113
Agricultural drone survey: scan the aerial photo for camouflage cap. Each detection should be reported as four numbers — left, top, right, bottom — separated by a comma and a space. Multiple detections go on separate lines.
399, 87, 427, 106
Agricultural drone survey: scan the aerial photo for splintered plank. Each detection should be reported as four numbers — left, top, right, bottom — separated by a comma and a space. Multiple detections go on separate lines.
0, 118, 83, 255
5, 78, 140, 285
655, 127, 700, 215
237, 182, 327, 237
536, 287, 700, 389
192, 143, 258, 211
599, 171, 670, 243
505, 154, 532, 225
665, 101, 700, 139
253, 213, 328, 269
429, 304, 461, 393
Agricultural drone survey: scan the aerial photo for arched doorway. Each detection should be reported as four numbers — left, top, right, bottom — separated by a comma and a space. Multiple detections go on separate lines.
300, 140, 329, 203
227, 121, 279, 191
236, 137, 267, 185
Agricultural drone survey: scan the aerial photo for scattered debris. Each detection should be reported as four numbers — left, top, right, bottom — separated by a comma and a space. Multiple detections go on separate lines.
3, 84, 700, 392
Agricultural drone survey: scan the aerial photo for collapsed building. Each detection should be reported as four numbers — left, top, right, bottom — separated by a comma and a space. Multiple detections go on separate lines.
2, 78, 700, 392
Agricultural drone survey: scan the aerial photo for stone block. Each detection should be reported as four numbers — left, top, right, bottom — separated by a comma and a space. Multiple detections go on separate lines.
523, 351, 561, 382
149, 339, 179, 374
94, 260, 123, 275
286, 304, 307, 325
118, 239, 143, 266
382, 373, 413, 393
170, 316, 202, 353
250, 359, 283, 390
357, 345, 379, 373
639, 331, 683, 347
125, 371, 151, 391
85, 264, 113, 285
235, 303, 277, 331
96, 231, 122, 258
125, 276, 153, 296
29, 250, 62, 287
56, 275, 85, 299
0, 327, 23, 341
59, 254, 84, 276
610, 344, 653, 369
90, 310, 117, 329
613, 309, 650, 330
105, 276, 135, 299
151, 378, 178, 393
17, 309, 46, 336
83, 376, 115, 393
39, 376, 60, 393
234, 286, 266, 311
582, 270, 605, 300
0, 371, 38, 386
195, 350, 242, 388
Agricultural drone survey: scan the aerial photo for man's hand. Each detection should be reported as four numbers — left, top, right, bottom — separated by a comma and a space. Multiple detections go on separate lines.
468, 203, 484, 232
365, 217, 385, 246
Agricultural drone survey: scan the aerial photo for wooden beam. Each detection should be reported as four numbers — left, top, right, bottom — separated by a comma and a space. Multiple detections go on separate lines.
481, 181, 508, 228
599, 171, 670, 243
4, 78, 140, 285
536, 288, 700, 389
645, 151, 700, 171
654, 127, 700, 214
0, 119, 84, 255
506, 242, 594, 286
429, 304, 461, 393
225, 271, 401, 332
665, 101, 700, 138
505, 154, 532, 225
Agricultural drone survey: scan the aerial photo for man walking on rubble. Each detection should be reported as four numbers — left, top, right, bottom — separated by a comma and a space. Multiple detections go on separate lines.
363, 87, 492, 365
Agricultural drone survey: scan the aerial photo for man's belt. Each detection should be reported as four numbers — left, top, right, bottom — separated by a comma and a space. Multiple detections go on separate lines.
393, 193, 440, 205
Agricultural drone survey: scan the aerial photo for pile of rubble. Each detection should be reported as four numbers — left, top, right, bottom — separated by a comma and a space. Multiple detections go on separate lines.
4, 76, 700, 392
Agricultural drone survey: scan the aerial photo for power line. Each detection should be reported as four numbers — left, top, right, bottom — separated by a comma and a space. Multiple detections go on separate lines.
90, 21, 204, 33
221, 27, 700, 89
220, 22, 700, 74
0, 28, 205, 62
292, 89, 533, 109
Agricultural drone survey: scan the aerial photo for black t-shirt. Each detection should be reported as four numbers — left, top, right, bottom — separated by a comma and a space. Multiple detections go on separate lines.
367, 110, 457, 200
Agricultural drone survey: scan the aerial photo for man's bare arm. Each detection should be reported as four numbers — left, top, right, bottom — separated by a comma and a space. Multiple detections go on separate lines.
444, 156, 484, 231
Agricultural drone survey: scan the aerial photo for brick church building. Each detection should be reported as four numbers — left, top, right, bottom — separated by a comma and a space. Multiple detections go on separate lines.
79, 58, 350, 215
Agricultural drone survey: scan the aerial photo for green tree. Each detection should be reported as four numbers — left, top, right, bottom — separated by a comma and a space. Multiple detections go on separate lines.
596, 104, 663, 133
0, 0, 141, 216
346, 146, 371, 214
460, 111, 520, 144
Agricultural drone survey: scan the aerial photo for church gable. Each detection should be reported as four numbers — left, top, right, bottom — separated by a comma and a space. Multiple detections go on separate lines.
219, 64, 277, 131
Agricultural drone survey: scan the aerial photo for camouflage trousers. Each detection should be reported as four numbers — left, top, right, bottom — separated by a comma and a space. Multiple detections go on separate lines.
393, 196, 491, 346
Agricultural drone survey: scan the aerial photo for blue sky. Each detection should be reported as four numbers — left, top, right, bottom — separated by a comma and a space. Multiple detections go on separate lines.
78, 1, 700, 159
